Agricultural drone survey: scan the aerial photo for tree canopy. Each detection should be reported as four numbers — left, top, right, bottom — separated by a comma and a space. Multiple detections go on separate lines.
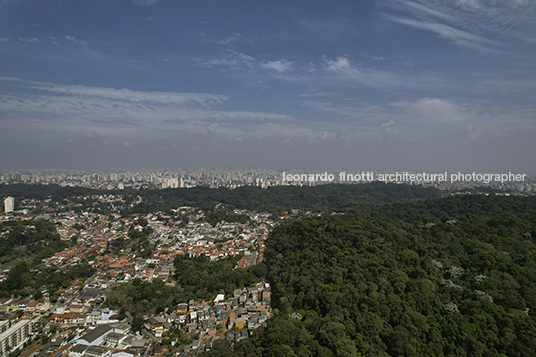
206, 194, 536, 356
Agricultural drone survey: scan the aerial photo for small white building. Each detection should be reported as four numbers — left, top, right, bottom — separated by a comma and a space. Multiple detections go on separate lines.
111, 350, 138, 357
214, 294, 225, 305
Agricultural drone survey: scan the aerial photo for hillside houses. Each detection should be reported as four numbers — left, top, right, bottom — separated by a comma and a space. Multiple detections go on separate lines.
139, 282, 272, 356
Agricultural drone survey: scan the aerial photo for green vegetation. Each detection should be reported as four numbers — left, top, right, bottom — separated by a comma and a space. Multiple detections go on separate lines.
204, 194, 536, 356
198, 339, 259, 357
123, 183, 442, 215
104, 225, 154, 257
0, 219, 87, 298
204, 207, 252, 226
104, 255, 267, 316
174, 255, 267, 299
0, 184, 99, 200
0, 262, 95, 298
105, 278, 180, 317
0, 220, 67, 266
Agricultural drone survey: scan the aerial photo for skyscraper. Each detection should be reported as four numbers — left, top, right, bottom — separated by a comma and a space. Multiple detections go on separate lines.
4, 197, 14, 213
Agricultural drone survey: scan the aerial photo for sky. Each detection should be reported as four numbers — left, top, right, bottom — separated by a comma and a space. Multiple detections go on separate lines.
0, 0, 535, 172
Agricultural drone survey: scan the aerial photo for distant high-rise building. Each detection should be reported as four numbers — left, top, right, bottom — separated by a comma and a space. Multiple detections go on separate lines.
169, 177, 178, 188
4, 197, 14, 213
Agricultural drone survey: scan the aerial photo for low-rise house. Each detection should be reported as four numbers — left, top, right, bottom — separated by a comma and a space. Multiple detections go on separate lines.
19, 343, 43, 357
70, 344, 89, 357
75, 324, 113, 346
234, 318, 245, 330
48, 343, 72, 357
126, 340, 147, 356
84, 345, 111, 357
103, 332, 126, 346
110, 349, 137, 357
247, 314, 260, 330
69, 305, 85, 313
236, 329, 248, 341
25, 301, 39, 312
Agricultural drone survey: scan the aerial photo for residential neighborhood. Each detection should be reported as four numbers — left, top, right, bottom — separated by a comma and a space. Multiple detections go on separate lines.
0, 193, 284, 357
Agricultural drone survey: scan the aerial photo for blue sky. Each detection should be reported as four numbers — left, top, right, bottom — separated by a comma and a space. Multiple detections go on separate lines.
0, 0, 535, 171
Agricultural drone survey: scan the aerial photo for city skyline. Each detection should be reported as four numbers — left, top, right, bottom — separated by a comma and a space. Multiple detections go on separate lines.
1, 168, 534, 195
1, 0, 535, 171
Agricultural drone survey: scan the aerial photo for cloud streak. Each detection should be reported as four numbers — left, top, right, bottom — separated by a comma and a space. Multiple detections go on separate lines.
29, 81, 229, 107
383, 14, 502, 52
0, 79, 292, 141
381, 0, 536, 52
131, 0, 161, 6
195, 52, 448, 90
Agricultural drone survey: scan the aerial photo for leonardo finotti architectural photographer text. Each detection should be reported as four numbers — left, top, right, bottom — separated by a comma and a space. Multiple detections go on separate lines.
282, 171, 527, 184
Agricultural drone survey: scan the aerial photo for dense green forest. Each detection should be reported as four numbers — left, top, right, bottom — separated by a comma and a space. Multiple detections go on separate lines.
127, 183, 442, 214
203, 208, 252, 226
203, 194, 536, 357
0, 184, 99, 201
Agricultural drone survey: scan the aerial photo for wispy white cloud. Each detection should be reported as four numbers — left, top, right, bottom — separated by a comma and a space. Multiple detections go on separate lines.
131, 0, 160, 6
0, 76, 24, 82
195, 51, 446, 90
325, 56, 352, 72
193, 50, 256, 71
381, 0, 536, 52
370, 55, 387, 61
217, 34, 241, 45
64, 35, 88, 46
321, 55, 430, 89
18, 37, 40, 43
261, 60, 294, 73
391, 97, 470, 123
298, 91, 339, 98
300, 99, 390, 126
388, 0, 456, 22
215, 33, 257, 45
470, 78, 536, 94
2, 33, 132, 69
383, 14, 502, 52
195, 51, 299, 78
28, 81, 229, 107
0, 79, 292, 140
